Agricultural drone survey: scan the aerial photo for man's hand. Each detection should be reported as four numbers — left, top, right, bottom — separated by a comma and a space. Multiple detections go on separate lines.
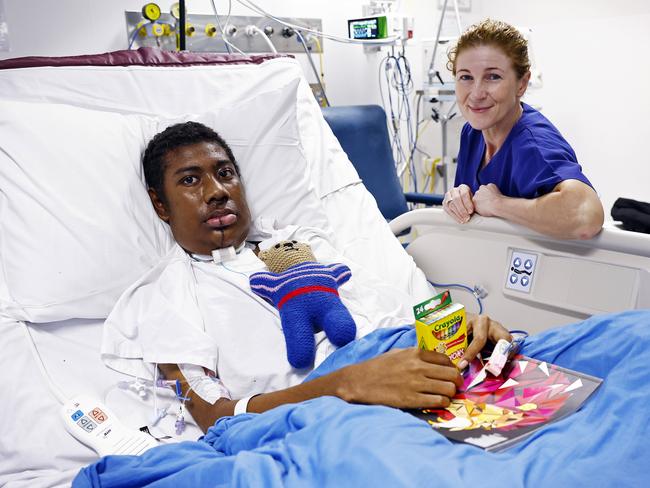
336, 348, 463, 409
158, 363, 183, 381
443, 184, 475, 223
161, 316, 509, 431
458, 313, 512, 369
472, 183, 504, 217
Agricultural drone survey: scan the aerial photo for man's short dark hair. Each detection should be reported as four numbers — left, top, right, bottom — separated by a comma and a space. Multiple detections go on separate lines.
142, 121, 240, 201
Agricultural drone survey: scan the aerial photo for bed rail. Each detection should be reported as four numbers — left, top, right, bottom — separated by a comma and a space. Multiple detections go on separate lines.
391, 208, 650, 334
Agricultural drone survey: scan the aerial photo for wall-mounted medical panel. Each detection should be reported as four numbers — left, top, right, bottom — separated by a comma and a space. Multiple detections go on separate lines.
125, 11, 322, 54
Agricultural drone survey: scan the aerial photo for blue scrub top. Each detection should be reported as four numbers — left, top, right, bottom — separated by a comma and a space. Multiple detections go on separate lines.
454, 103, 593, 198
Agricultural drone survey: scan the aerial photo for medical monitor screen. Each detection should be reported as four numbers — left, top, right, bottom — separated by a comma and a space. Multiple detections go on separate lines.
348, 16, 387, 40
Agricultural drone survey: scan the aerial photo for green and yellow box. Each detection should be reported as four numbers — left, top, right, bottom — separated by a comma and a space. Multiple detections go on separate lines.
413, 290, 467, 365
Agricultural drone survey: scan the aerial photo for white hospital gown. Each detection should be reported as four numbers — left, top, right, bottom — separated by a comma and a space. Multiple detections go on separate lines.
101, 222, 429, 400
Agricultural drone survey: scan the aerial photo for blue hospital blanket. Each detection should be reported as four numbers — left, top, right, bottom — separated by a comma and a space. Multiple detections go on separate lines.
74, 310, 650, 487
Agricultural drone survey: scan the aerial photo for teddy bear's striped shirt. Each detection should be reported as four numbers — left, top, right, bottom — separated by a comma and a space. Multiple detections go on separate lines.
249, 262, 351, 308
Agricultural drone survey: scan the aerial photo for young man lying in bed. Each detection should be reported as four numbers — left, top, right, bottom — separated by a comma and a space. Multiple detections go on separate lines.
102, 121, 511, 433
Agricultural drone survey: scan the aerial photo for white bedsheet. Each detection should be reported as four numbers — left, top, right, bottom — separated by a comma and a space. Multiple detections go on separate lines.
0, 317, 203, 488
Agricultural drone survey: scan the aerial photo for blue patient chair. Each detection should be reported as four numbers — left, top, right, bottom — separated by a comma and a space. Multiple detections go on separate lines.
322, 105, 443, 221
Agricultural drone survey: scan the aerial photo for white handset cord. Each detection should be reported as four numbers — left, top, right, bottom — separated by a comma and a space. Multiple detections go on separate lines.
21, 321, 69, 404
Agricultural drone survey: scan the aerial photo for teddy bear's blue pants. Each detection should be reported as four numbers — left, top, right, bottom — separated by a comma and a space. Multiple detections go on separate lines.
279, 291, 356, 368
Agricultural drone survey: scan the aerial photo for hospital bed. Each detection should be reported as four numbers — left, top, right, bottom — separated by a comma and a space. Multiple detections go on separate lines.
1, 48, 649, 487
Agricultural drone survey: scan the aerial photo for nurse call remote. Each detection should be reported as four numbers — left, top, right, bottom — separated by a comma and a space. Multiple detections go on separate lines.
61, 394, 158, 457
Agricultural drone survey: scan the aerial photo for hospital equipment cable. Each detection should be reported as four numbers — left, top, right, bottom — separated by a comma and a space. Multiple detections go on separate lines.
245, 24, 277, 53
423, 156, 441, 194
296, 30, 330, 107
426, 0, 448, 85
174, 378, 194, 435
108, 373, 205, 435
211, 0, 246, 55
311, 36, 325, 85
380, 54, 407, 173
128, 23, 143, 49
392, 50, 416, 188
428, 281, 484, 314
382, 45, 443, 199
21, 317, 201, 439
209, 0, 231, 54
402, 60, 450, 197
409, 90, 434, 195
20, 321, 68, 405
426, 0, 463, 85
234, 0, 400, 45
128, 20, 175, 50
378, 57, 406, 164
380, 47, 418, 193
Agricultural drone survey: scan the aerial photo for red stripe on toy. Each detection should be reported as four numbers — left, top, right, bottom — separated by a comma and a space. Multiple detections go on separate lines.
277, 286, 339, 309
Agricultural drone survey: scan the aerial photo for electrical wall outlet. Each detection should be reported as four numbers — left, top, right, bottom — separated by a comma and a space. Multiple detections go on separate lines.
505, 249, 538, 293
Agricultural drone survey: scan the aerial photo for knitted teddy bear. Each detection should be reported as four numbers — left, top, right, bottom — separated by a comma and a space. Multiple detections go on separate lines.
249, 240, 357, 369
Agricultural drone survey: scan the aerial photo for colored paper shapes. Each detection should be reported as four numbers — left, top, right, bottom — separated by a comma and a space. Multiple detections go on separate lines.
431, 399, 525, 431
429, 354, 581, 432
416, 353, 602, 452
518, 360, 529, 373
498, 378, 519, 389
516, 403, 537, 411
429, 415, 472, 430
466, 368, 487, 391
537, 363, 549, 376
464, 433, 508, 448
538, 362, 549, 376
564, 379, 583, 392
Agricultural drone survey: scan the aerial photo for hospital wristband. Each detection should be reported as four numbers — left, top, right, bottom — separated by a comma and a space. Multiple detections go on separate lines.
233, 395, 256, 415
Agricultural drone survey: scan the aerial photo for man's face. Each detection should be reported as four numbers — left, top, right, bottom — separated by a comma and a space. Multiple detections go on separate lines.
149, 141, 252, 255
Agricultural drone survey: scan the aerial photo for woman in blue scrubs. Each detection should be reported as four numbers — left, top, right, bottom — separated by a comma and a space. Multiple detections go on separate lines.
442, 19, 604, 240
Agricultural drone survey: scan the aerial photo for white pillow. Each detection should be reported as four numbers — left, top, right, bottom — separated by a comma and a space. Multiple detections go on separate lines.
154, 79, 332, 233
0, 80, 331, 322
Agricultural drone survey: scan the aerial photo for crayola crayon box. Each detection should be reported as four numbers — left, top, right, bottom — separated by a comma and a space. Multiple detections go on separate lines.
413, 290, 467, 365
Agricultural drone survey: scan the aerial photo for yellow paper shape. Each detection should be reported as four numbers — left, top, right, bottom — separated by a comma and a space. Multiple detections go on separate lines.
517, 403, 538, 411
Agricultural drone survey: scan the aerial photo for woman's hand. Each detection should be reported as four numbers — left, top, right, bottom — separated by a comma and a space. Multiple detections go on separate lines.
472, 183, 504, 217
468, 181, 604, 240
458, 313, 512, 369
336, 348, 463, 409
443, 184, 475, 223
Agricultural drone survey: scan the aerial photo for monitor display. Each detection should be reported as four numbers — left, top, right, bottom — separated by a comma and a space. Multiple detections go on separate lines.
348, 16, 387, 40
